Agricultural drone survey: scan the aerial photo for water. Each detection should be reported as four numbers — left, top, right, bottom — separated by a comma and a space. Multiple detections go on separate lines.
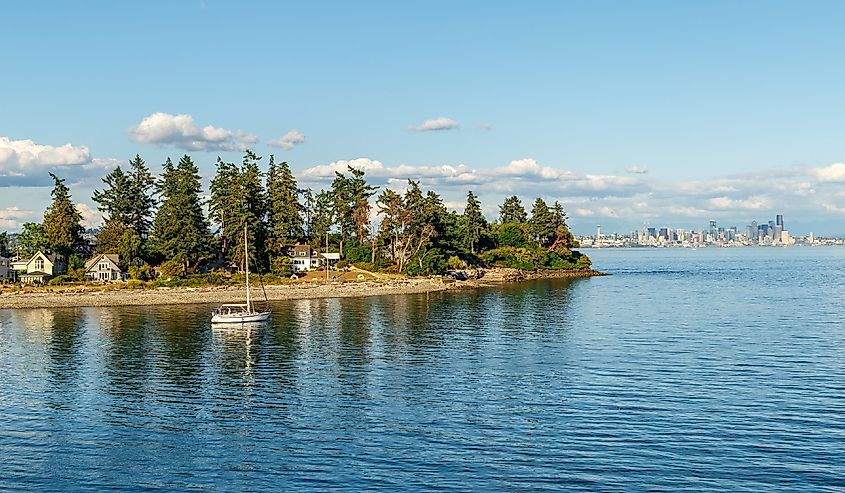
1, 247, 844, 491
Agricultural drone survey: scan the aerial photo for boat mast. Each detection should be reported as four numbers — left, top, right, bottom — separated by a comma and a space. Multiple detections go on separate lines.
244, 225, 251, 312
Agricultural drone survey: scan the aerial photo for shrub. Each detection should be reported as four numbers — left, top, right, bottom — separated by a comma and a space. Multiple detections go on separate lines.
129, 264, 154, 281
352, 262, 377, 272
158, 260, 184, 279
270, 256, 292, 277
336, 260, 349, 269
48, 275, 75, 285
126, 279, 147, 289
446, 255, 467, 270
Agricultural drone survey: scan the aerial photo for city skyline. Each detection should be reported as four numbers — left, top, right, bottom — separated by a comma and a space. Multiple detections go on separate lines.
5, 2, 845, 235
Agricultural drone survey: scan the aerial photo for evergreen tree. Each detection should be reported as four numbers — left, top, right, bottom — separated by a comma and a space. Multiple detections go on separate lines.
499, 195, 527, 223
229, 150, 267, 271
460, 190, 486, 254
330, 166, 378, 254
150, 156, 212, 274
127, 154, 156, 240
0, 231, 8, 258
43, 173, 84, 257
529, 197, 556, 247
208, 157, 239, 259
311, 189, 334, 250
266, 155, 303, 251
301, 188, 315, 238
92, 166, 133, 225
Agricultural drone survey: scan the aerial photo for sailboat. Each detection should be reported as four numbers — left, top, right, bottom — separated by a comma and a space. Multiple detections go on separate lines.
211, 225, 272, 324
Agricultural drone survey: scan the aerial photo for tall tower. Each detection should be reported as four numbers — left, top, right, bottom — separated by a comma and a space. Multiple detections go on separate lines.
596, 224, 601, 239
776, 214, 784, 228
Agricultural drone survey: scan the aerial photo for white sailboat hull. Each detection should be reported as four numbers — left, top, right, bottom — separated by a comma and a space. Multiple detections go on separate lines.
211, 311, 271, 324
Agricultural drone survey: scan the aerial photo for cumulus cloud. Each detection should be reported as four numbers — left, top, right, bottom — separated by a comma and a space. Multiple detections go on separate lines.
409, 117, 459, 132
268, 130, 305, 150
0, 207, 36, 230
75, 203, 101, 229
810, 163, 845, 183
127, 112, 257, 151
0, 136, 90, 178
625, 165, 648, 174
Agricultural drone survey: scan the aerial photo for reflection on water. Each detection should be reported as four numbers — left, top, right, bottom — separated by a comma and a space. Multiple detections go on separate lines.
1, 254, 845, 491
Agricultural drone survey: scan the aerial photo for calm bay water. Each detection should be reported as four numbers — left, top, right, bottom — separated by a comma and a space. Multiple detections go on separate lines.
1, 247, 844, 491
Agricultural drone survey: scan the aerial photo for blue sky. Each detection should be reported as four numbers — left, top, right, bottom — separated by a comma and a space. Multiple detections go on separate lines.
3, 1, 845, 235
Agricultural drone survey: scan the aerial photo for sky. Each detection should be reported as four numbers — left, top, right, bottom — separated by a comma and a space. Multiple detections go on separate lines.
3, 1, 845, 235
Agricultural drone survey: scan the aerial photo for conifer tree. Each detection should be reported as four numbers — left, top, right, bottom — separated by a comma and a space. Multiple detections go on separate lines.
229, 150, 267, 271
311, 190, 334, 251
43, 173, 84, 257
209, 157, 239, 259
266, 154, 303, 251
460, 190, 486, 254
0, 231, 9, 257
127, 154, 156, 240
499, 195, 527, 223
529, 197, 556, 247
92, 166, 133, 225
150, 156, 212, 274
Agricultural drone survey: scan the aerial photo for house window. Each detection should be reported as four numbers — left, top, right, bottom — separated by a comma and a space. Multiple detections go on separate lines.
35, 259, 44, 271
299, 251, 305, 256
99, 263, 108, 270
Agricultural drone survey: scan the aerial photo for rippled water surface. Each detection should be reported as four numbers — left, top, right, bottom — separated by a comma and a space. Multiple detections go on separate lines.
1, 247, 844, 491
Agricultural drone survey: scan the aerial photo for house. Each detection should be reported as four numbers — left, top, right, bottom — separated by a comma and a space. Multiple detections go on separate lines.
19, 251, 67, 284
85, 254, 127, 282
287, 244, 323, 272
0, 257, 13, 282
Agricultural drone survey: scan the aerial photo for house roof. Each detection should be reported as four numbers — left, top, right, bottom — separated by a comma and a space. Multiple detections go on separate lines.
28, 251, 61, 265
85, 254, 120, 271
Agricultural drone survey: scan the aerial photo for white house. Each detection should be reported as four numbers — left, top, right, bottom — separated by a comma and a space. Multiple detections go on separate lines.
85, 254, 127, 282
20, 251, 67, 284
288, 244, 322, 272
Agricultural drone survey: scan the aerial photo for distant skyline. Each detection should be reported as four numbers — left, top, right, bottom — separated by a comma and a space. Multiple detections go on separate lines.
4, 1, 845, 235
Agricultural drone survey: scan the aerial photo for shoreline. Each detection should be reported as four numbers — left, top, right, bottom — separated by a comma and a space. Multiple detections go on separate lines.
0, 269, 606, 310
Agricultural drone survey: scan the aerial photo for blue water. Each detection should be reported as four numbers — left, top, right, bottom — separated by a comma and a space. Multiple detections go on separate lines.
1, 247, 844, 491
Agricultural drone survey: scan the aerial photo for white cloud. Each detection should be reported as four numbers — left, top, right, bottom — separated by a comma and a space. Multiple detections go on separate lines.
625, 165, 648, 174
268, 130, 305, 150
409, 117, 459, 132
75, 203, 101, 229
477, 122, 492, 131
810, 163, 845, 183
706, 196, 772, 211
0, 136, 90, 178
0, 207, 36, 230
127, 112, 257, 151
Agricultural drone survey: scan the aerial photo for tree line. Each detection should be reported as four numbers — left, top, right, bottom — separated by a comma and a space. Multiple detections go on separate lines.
3, 151, 590, 279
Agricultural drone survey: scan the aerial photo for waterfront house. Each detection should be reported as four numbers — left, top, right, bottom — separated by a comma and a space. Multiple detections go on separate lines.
85, 254, 127, 282
287, 244, 323, 272
20, 251, 67, 284
0, 256, 13, 282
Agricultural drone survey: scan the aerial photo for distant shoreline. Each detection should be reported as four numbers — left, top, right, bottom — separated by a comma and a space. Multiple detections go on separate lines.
0, 269, 605, 310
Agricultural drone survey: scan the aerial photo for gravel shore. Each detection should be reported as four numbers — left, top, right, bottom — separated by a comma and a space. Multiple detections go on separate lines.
0, 269, 605, 310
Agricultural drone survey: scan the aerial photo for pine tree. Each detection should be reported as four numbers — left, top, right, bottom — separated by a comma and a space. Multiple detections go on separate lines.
150, 156, 212, 274
208, 157, 239, 259
499, 195, 527, 223
460, 190, 486, 254
229, 150, 267, 271
43, 173, 84, 257
92, 166, 133, 225
0, 231, 9, 257
529, 197, 556, 247
266, 155, 303, 251
127, 154, 156, 240
311, 190, 335, 251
